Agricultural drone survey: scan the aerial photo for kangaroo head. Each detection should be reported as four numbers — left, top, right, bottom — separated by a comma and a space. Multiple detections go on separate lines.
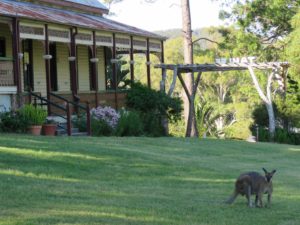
262, 168, 276, 182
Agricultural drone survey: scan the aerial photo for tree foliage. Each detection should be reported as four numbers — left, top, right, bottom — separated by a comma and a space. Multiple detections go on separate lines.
219, 0, 300, 43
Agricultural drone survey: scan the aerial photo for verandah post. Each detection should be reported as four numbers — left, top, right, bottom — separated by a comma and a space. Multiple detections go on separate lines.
92, 31, 99, 107
130, 36, 134, 84
44, 24, 51, 115
12, 17, 21, 107
112, 33, 118, 110
70, 27, 78, 103
146, 38, 151, 88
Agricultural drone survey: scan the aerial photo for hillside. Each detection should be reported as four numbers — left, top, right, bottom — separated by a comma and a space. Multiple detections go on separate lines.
155, 26, 222, 49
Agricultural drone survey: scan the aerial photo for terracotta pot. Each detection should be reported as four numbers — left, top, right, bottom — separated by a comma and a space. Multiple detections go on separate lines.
28, 125, 42, 135
42, 124, 57, 136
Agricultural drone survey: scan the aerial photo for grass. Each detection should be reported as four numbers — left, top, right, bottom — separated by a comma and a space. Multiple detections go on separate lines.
0, 133, 299, 225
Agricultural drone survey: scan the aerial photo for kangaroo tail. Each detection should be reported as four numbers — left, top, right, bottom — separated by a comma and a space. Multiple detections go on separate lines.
225, 192, 238, 204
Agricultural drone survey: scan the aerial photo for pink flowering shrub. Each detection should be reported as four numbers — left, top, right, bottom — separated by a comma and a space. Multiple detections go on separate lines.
90, 106, 120, 129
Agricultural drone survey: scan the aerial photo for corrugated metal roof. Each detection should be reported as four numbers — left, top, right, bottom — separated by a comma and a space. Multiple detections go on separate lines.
64, 0, 108, 11
0, 0, 165, 40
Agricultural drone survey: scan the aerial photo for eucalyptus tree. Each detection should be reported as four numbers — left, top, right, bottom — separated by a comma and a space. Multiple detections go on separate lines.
215, 0, 300, 140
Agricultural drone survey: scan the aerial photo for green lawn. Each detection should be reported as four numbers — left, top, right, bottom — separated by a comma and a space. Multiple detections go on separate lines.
0, 134, 299, 225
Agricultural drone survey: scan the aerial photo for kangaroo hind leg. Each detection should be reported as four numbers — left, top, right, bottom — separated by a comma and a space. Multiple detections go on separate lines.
245, 184, 253, 207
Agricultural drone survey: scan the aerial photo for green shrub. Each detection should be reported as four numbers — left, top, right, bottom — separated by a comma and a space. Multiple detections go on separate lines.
73, 113, 115, 136
126, 82, 182, 121
256, 126, 300, 145
225, 120, 252, 140
289, 133, 300, 145
256, 126, 270, 142
91, 118, 114, 136
169, 118, 185, 137
126, 82, 182, 136
115, 110, 143, 136
275, 128, 290, 144
140, 113, 165, 137
274, 128, 300, 145
0, 111, 28, 133
19, 104, 47, 126
72, 114, 87, 132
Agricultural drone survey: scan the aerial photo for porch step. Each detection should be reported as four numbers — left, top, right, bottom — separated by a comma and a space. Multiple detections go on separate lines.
69, 132, 88, 136
56, 124, 88, 136
47, 116, 88, 136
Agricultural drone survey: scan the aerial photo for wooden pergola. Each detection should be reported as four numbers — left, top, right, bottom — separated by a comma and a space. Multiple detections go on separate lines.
154, 62, 289, 137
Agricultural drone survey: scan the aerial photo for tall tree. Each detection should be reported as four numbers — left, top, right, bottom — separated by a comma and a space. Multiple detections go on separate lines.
216, 0, 299, 140
180, 0, 198, 137
140, 0, 197, 137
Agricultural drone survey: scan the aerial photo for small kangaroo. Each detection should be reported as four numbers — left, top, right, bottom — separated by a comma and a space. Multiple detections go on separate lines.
225, 168, 276, 208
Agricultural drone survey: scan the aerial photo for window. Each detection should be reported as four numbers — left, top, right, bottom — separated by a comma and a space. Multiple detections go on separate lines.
0, 38, 5, 57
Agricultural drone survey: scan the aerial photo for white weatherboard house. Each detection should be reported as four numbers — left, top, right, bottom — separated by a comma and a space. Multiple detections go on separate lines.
0, 0, 165, 114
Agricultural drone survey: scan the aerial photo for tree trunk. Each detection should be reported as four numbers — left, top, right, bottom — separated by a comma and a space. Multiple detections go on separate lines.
186, 95, 199, 137
265, 101, 276, 141
181, 0, 198, 137
248, 66, 276, 141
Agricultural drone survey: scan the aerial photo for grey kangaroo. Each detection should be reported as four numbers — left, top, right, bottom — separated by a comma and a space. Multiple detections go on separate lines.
225, 168, 276, 207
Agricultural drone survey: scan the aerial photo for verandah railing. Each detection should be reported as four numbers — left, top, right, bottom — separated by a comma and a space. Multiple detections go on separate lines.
50, 92, 91, 136
29, 91, 91, 136
0, 59, 14, 86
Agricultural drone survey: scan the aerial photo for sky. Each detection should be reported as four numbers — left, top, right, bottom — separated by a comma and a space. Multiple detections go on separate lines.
107, 0, 225, 31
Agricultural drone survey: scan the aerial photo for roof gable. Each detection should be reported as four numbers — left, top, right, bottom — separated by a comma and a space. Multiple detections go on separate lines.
63, 0, 108, 11
16, 0, 109, 15
0, 0, 165, 40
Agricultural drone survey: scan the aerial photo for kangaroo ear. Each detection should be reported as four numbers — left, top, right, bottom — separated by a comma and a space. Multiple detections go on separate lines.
262, 168, 268, 173
272, 169, 277, 174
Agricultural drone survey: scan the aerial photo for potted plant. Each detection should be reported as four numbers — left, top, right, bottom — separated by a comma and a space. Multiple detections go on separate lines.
42, 119, 57, 136
19, 104, 47, 135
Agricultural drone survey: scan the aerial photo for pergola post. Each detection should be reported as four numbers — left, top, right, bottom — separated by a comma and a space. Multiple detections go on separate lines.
177, 71, 202, 137
160, 40, 165, 92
